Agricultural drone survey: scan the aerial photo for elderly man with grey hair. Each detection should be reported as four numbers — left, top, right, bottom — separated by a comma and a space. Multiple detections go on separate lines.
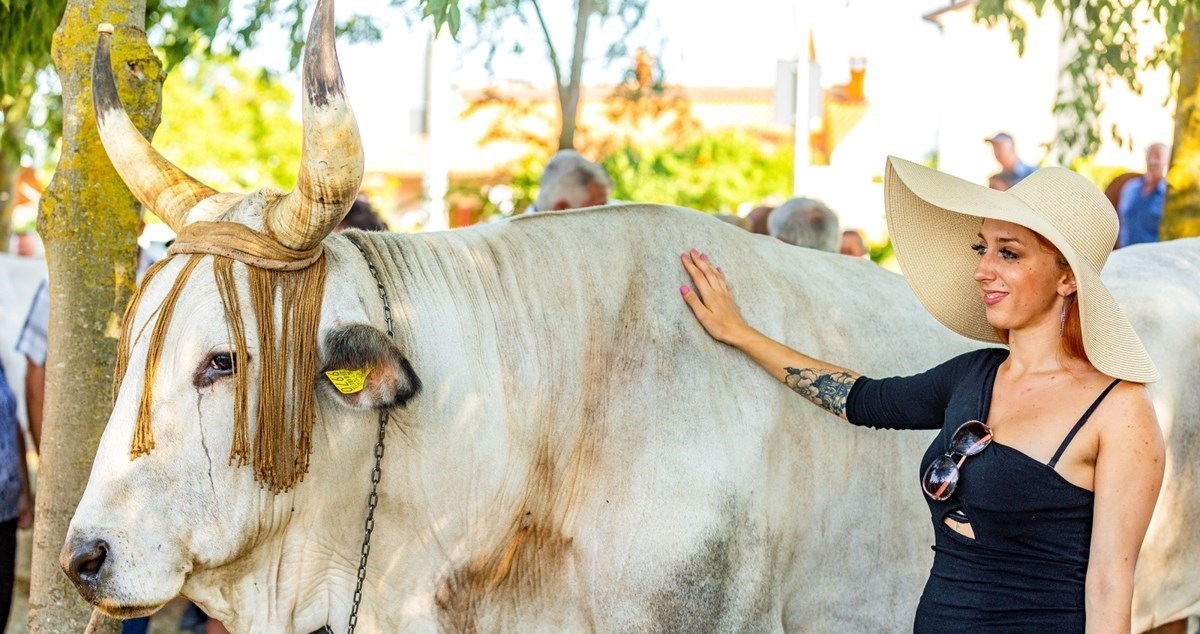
767, 197, 841, 252
532, 150, 613, 212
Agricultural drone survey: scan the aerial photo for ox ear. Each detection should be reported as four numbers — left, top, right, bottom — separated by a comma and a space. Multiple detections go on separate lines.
321, 324, 421, 410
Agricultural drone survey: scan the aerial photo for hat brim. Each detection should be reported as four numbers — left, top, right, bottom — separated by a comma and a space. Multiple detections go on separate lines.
883, 156, 1159, 383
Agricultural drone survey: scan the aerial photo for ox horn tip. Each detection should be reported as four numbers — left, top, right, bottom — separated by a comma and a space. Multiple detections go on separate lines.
97, 23, 114, 35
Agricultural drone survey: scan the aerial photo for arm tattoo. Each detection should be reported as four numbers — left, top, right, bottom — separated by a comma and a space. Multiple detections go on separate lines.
784, 367, 855, 417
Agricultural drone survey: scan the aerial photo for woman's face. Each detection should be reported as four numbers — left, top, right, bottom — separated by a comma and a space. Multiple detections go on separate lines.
972, 219, 1075, 333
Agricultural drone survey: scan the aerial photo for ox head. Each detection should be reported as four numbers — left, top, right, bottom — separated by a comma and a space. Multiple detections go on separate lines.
61, 0, 420, 621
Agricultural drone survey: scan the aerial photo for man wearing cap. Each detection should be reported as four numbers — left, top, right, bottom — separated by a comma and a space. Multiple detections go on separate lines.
985, 132, 1036, 186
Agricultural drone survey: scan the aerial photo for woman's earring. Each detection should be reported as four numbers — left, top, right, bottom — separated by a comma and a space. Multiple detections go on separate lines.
1059, 299, 1068, 336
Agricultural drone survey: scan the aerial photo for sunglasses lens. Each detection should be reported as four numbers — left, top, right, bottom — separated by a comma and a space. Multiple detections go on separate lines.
922, 455, 959, 501
950, 420, 992, 457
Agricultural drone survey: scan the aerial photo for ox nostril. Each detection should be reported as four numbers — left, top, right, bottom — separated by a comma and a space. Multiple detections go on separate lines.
68, 539, 109, 584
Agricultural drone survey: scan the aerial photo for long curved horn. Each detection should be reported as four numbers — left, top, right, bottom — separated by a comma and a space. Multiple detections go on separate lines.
268, 0, 365, 251
92, 25, 217, 232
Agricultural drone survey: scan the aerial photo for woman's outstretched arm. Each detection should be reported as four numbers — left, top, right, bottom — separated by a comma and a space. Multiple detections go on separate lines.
679, 248, 860, 419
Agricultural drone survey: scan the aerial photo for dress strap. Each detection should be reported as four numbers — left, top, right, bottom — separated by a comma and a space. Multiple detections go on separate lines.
1048, 379, 1122, 468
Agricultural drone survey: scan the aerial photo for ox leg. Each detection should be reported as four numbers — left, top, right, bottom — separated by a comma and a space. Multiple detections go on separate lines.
1143, 620, 1188, 634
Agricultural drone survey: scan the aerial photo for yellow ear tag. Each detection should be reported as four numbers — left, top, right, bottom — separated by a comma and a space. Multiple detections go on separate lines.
325, 367, 371, 394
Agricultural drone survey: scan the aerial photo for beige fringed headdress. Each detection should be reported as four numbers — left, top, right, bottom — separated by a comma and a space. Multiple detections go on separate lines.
94, 0, 363, 493
112, 223, 329, 493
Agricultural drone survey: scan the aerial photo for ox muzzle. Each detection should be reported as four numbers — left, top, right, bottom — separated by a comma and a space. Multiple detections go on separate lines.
60, 535, 110, 603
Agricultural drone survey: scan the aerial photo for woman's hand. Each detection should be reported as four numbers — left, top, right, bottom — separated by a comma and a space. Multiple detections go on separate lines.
679, 248, 755, 346
679, 248, 859, 420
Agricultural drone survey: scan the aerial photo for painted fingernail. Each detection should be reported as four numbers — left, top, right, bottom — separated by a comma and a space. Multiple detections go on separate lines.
700, 252, 709, 260
680, 285, 689, 295
717, 267, 723, 274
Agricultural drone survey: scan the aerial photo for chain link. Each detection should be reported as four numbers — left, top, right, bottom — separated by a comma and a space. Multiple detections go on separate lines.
325, 237, 394, 634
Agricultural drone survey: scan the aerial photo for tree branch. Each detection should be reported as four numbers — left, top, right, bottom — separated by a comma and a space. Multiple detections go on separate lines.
530, 0, 565, 100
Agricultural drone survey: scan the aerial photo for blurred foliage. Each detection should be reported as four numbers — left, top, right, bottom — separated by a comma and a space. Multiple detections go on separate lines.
974, 0, 1190, 160
461, 86, 560, 155
594, 48, 700, 155
0, 0, 64, 99
410, 0, 462, 37
393, 0, 646, 71
597, 54, 785, 213
461, 46, 696, 160
459, 131, 793, 219
866, 236, 897, 271
396, 0, 649, 149
154, 57, 301, 192
146, 0, 383, 72
1070, 155, 1138, 191
0, 1, 67, 168
453, 43, 790, 219
603, 130, 793, 214
0, 0, 380, 179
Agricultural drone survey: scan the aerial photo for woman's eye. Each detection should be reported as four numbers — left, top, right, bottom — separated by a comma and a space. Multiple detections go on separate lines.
970, 243, 986, 255
999, 248, 1018, 261
210, 353, 235, 373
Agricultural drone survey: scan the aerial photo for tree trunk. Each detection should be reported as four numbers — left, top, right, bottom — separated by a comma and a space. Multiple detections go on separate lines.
29, 1, 159, 632
556, 0, 592, 150
1161, 4, 1200, 240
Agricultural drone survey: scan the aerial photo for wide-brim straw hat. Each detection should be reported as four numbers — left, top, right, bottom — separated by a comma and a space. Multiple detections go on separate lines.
883, 155, 1158, 383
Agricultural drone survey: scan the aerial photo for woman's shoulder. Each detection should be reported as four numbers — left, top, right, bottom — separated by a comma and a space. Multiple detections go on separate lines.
1099, 379, 1156, 417
1088, 380, 1165, 480
1087, 377, 1160, 441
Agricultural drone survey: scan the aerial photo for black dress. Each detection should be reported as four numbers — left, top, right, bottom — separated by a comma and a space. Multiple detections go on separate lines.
846, 348, 1120, 633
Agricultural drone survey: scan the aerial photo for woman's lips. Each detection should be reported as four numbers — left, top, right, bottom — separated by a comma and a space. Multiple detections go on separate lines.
982, 291, 1008, 306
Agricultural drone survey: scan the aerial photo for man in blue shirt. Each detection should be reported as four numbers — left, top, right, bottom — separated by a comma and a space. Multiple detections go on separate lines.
1117, 143, 1170, 248
985, 132, 1036, 186
0, 361, 32, 633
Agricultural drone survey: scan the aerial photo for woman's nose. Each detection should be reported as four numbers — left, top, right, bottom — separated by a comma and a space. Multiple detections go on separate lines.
973, 255, 994, 281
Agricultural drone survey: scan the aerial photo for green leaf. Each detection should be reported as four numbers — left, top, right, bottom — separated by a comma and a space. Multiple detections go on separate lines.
448, 3, 462, 36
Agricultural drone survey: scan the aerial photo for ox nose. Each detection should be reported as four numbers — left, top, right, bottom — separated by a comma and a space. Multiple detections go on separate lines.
61, 538, 109, 595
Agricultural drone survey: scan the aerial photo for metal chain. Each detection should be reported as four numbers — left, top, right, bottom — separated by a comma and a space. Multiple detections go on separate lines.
325, 237, 394, 634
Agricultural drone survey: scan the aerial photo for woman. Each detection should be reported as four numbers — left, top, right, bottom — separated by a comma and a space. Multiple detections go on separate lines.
680, 156, 1164, 631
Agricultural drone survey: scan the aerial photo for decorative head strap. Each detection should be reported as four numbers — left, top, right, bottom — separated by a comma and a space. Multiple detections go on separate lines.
168, 221, 324, 271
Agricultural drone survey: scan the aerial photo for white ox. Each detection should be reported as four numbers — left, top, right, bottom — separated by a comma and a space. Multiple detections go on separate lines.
1109, 238, 1200, 633
63, 0, 1199, 630
65, 220, 1200, 634
68, 202, 981, 632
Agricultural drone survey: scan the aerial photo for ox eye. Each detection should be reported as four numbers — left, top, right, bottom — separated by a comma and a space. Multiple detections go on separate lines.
211, 353, 235, 373
195, 351, 238, 388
